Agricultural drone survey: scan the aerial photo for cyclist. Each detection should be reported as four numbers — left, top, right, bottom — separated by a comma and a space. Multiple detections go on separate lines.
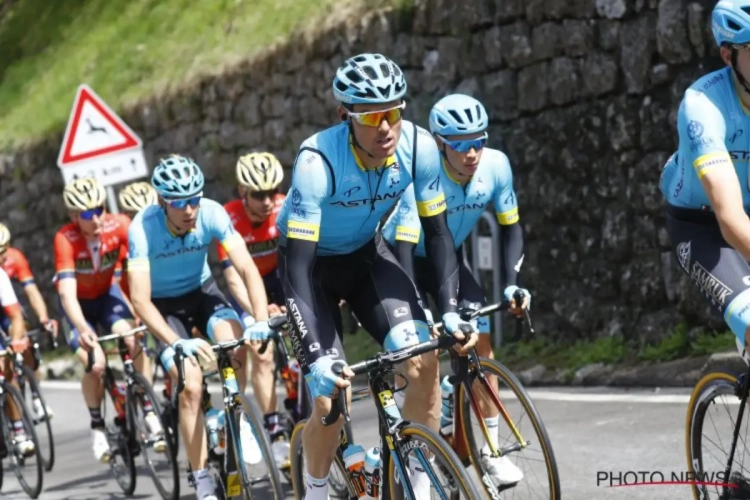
659, 0, 750, 362
216, 151, 290, 468
0, 222, 57, 419
382, 93, 529, 486
53, 177, 161, 463
0, 266, 35, 457
126, 154, 273, 500
276, 52, 478, 500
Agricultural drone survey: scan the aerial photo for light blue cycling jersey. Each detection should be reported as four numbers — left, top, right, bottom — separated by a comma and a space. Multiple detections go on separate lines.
276, 120, 447, 255
660, 66, 750, 210
127, 199, 243, 298
382, 147, 519, 255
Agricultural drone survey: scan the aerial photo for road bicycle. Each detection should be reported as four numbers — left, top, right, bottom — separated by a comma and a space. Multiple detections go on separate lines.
0, 345, 43, 498
87, 326, 179, 500
172, 317, 286, 499
290, 328, 484, 499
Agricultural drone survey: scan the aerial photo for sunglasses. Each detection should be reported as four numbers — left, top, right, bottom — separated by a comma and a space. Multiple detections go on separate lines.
439, 132, 488, 153
348, 103, 406, 127
79, 206, 105, 220
248, 189, 278, 201
165, 194, 202, 209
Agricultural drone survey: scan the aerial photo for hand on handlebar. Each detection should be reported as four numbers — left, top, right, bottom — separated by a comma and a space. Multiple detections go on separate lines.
171, 338, 215, 369
504, 286, 531, 317
441, 312, 478, 355
79, 327, 98, 352
10, 337, 29, 354
43, 319, 58, 336
243, 319, 273, 345
308, 356, 354, 399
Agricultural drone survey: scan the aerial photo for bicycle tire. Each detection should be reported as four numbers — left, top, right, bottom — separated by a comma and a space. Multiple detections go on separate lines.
228, 393, 284, 499
104, 378, 137, 496
289, 419, 355, 500
387, 422, 482, 500
128, 372, 180, 500
685, 370, 740, 500
459, 357, 561, 499
3, 382, 43, 498
18, 365, 55, 472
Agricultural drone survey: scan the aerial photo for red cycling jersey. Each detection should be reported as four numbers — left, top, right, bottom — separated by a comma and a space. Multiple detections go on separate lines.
0, 267, 20, 318
1, 247, 35, 286
54, 214, 130, 300
216, 195, 284, 276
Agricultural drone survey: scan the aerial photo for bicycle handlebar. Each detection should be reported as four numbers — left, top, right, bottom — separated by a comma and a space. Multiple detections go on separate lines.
258, 314, 291, 355
85, 326, 149, 373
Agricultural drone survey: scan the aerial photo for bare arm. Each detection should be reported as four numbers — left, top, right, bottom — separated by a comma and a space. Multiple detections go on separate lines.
128, 268, 180, 345
223, 265, 255, 318
23, 283, 50, 323
58, 278, 91, 334
701, 164, 750, 261
226, 244, 268, 321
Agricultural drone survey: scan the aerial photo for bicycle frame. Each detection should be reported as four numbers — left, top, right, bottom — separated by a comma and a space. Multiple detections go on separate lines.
721, 362, 750, 498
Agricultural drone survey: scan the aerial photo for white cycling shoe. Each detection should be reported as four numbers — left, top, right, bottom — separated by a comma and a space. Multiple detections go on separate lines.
144, 412, 167, 453
481, 453, 524, 486
12, 432, 35, 458
92, 428, 112, 463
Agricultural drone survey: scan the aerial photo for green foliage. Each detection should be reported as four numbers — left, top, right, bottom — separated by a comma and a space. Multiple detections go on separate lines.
0, 0, 399, 149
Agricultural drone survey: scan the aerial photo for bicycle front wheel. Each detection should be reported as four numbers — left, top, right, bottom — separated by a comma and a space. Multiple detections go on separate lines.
2, 382, 43, 498
226, 393, 284, 499
686, 370, 747, 499
459, 357, 561, 499
18, 365, 55, 472
388, 422, 482, 500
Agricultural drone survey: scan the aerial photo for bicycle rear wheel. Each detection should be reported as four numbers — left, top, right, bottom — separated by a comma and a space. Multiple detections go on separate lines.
226, 393, 284, 499
459, 357, 561, 499
18, 365, 55, 472
127, 372, 180, 500
387, 422, 482, 500
2, 383, 43, 498
103, 377, 137, 496
289, 419, 355, 500
686, 370, 749, 499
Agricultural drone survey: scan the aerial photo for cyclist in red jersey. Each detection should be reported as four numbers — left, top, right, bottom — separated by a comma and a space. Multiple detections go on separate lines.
54, 178, 161, 463
0, 267, 36, 457
216, 151, 290, 469
0, 223, 57, 420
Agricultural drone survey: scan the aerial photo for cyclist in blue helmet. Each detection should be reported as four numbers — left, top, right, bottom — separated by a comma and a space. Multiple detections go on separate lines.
660, 0, 750, 367
276, 54, 478, 499
382, 93, 528, 487
128, 154, 273, 499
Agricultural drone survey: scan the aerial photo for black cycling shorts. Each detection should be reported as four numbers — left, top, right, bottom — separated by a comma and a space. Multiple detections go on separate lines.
278, 233, 429, 373
666, 205, 750, 347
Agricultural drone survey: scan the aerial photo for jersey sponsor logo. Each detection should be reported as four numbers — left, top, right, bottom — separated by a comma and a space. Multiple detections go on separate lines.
428, 177, 440, 191
702, 72, 724, 90
447, 202, 488, 215
75, 249, 119, 271
731, 129, 744, 144
687, 120, 704, 141
729, 150, 750, 161
343, 186, 362, 197
694, 153, 731, 179
677, 241, 691, 271
691, 260, 732, 306
155, 242, 209, 259
389, 176, 400, 188
247, 238, 279, 256
329, 188, 406, 207
398, 203, 410, 215
690, 136, 713, 153
287, 298, 308, 338
514, 254, 525, 273
291, 188, 302, 206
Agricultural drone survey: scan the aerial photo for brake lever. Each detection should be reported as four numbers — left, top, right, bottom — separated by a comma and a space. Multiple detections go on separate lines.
321, 361, 350, 426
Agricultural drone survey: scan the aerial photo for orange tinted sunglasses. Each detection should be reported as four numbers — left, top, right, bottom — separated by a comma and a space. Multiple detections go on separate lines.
348, 103, 406, 127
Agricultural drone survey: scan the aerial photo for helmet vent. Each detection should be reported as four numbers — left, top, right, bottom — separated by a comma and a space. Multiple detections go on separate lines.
729, 18, 743, 31
379, 63, 390, 77
448, 110, 465, 124
362, 65, 378, 79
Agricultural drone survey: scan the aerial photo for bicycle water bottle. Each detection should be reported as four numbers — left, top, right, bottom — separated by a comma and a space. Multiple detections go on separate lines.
364, 446, 381, 499
440, 375, 454, 436
205, 407, 223, 454
343, 444, 367, 497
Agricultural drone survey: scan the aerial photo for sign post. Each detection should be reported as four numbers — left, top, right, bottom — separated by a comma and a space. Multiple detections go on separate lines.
56, 84, 149, 214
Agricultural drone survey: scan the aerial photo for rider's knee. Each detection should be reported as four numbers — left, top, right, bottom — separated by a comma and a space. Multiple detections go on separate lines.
476, 335, 493, 358
180, 363, 204, 402
404, 350, 439, 385
249, 346, 274, 369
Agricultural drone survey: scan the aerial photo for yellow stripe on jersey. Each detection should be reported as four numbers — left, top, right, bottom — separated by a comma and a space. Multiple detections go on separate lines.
395, 226, 420, 243
287, 221, 320, 242
127, 258, 150, 271
693, 152, 732, 179
416, 193, 447, 217
220, 232, 243, 252
497, 207, 519, 225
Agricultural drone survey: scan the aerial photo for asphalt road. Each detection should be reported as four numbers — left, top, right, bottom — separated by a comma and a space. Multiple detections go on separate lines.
0, 381, 712, 499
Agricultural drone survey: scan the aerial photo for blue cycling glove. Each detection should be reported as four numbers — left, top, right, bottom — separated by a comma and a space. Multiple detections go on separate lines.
441, 312, 474, 336
504, 285, 531, 309
305, 356, 347, 399
161, 338, 213, 372
243, 319, 272, 342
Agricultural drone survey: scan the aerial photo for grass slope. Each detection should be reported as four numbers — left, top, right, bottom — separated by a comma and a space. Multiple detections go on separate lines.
0, 0, 393, 149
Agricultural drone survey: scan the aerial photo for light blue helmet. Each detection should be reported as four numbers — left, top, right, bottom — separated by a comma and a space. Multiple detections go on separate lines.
151, 155, 205, 198
332, 53, 407, 105
429, 94, 489, 136
712, 0, 750, 46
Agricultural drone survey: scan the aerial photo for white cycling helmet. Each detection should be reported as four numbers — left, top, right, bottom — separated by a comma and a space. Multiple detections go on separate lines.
236, 152, 284, 191
63, 178, 107, 211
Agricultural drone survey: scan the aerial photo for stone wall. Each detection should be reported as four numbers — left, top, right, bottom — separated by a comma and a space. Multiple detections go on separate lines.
0, 0, 727, 344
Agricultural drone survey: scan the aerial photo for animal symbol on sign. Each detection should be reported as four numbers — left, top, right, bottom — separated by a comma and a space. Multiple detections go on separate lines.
86, 118, 108, 135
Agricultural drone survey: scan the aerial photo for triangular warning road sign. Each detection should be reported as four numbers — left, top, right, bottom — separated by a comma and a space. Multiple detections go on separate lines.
57, 84, 142, 166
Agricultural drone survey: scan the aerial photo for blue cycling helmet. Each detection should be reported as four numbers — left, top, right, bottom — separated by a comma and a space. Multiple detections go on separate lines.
712, 0, 750, 46
429, 94, 489, 136
332, 53, 407, 105
151, 155, 205, 198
